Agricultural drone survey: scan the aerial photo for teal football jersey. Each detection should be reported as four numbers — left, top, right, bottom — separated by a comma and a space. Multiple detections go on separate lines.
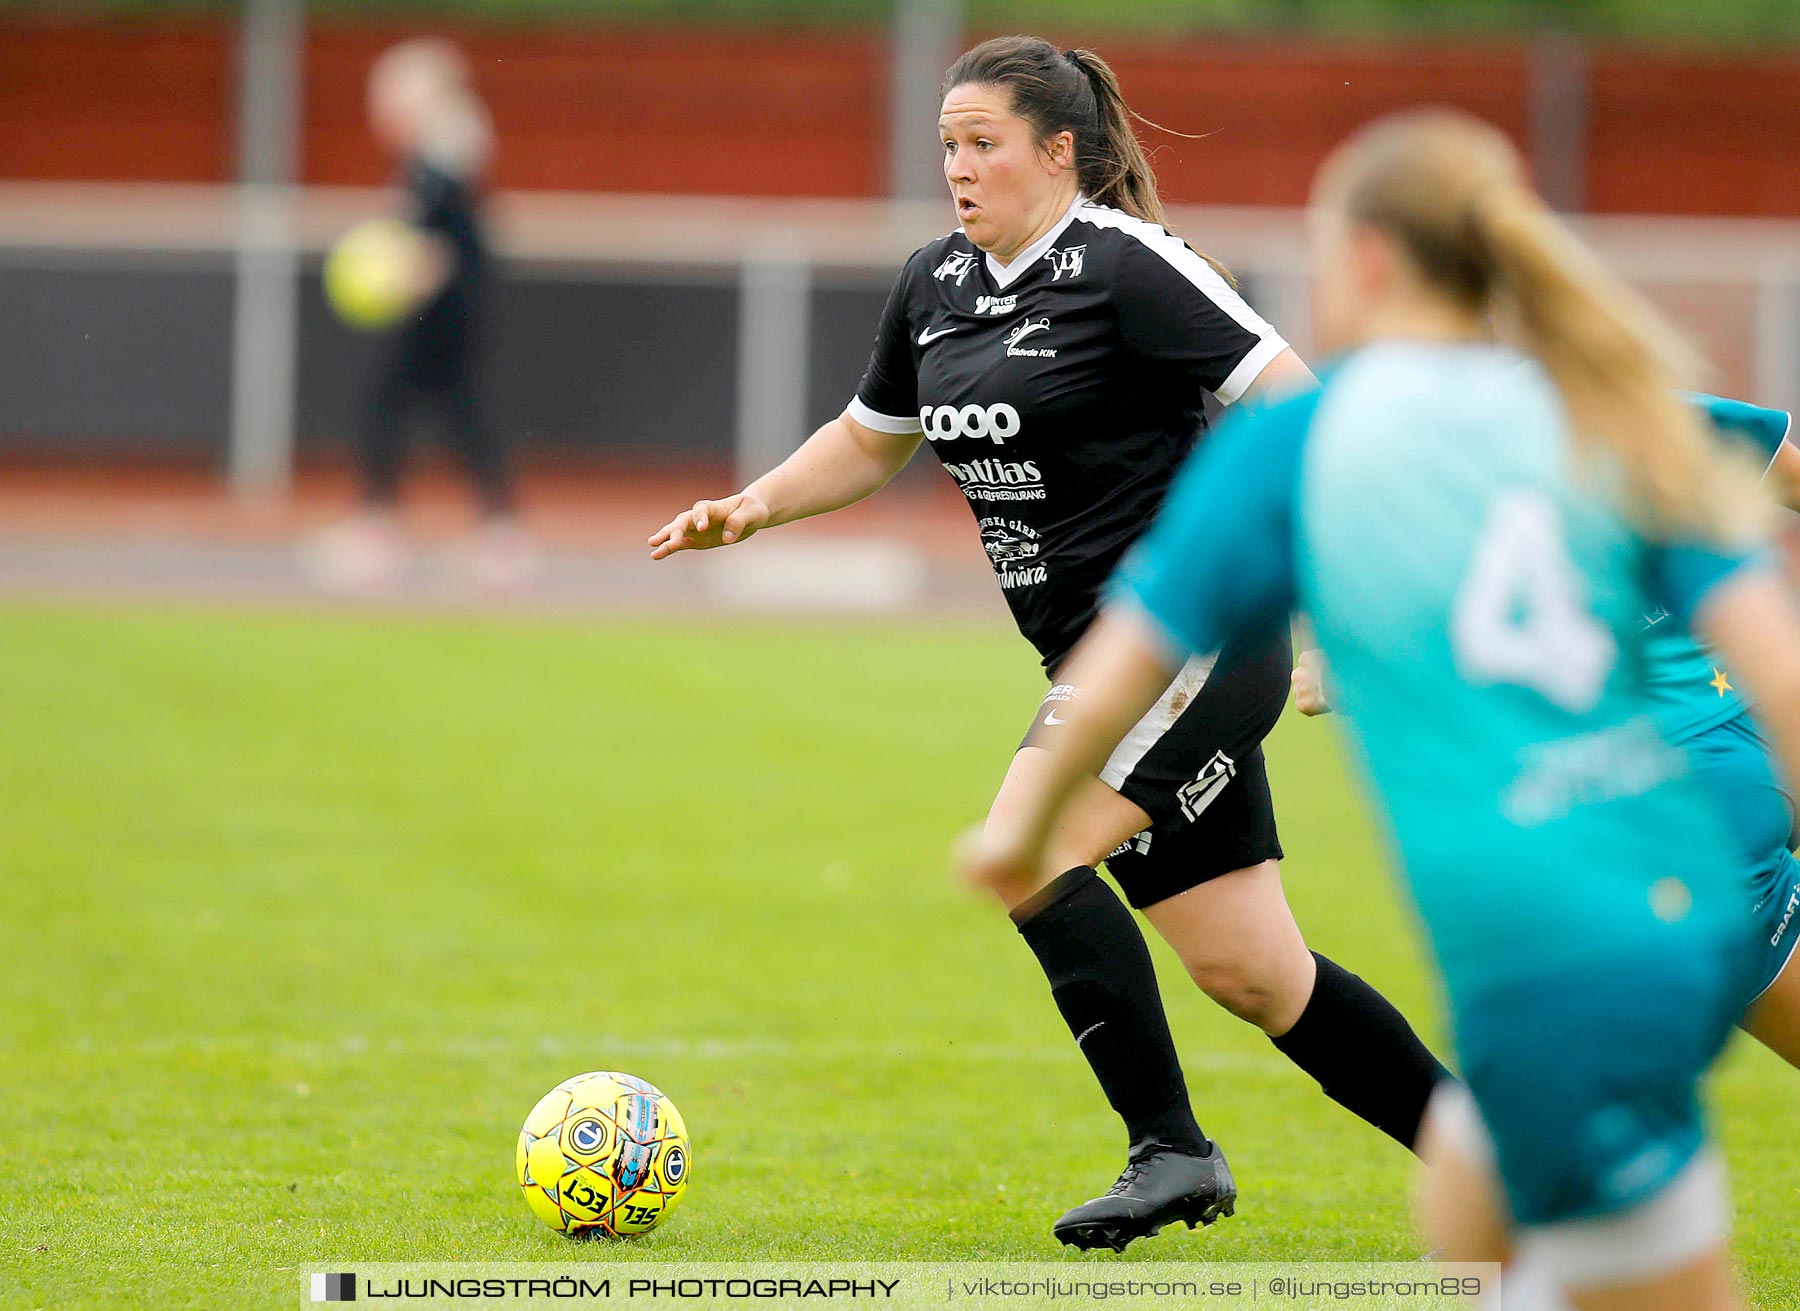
1112, 342, 1765, 1001
1639, 393, 1792, 742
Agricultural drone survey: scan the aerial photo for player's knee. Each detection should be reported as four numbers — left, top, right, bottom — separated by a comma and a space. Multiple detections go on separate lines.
960, 852, 1034, 901
1186, 958, 1287, 1028
958, 832, 1089, 906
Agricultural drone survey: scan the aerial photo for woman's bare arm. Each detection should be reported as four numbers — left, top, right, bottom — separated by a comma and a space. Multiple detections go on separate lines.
650, 412, 924, 558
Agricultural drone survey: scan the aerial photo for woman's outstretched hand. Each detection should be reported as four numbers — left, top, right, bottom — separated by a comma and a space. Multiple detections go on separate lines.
648, 492, 771, 559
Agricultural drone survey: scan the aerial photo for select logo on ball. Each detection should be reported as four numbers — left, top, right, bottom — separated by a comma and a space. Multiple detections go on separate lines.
567, 1117, 608, 1156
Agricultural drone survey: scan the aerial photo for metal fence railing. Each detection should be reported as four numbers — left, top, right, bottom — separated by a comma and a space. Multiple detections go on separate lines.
0, 183, 1794, 494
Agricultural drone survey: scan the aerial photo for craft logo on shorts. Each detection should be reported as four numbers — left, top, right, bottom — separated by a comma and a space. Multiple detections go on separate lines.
933, 251, 977, 285
310, 1272, 357, 1302
1047, 245, 1086, 280
975, 293, 1018, 316
1177, 751, 1237, 821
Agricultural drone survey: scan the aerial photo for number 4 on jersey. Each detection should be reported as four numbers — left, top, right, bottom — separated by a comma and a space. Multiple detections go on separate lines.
1450, 489, 1616, 713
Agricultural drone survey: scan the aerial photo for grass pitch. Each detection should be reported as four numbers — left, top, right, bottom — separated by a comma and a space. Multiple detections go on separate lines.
1, 605, 1795, 1309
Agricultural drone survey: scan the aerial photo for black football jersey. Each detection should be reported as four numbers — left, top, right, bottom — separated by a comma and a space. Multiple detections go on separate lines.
850, 197, 1289, 671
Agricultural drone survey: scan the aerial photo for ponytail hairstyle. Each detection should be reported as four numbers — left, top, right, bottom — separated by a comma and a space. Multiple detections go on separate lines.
941, 36, 1233, 282
1321, 109, 1761, 536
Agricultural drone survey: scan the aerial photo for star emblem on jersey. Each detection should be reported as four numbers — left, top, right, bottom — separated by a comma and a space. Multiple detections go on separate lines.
1711, 668, 1732, 695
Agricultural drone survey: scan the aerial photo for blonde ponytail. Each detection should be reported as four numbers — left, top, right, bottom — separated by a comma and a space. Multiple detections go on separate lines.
1328, 110, 1763, 538
1476, 183, 1753, 534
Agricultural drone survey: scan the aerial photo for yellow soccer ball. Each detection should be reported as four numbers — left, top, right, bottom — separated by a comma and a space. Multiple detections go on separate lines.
322, 218, 424, 330
516, 1071, 690, 1237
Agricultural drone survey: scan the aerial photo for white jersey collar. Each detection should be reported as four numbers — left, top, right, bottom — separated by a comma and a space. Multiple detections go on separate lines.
984, 192, 1088, 290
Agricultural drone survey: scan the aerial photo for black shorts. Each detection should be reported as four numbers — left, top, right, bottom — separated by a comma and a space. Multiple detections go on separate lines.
1021, 627, 1291, 909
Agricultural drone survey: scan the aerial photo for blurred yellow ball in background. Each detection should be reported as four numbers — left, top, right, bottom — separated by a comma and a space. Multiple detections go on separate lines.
323, 218, 424, 330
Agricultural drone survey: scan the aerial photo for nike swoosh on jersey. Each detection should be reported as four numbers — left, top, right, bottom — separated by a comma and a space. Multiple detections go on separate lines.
1044, 709, 1067, 726
917, 325, 958, 345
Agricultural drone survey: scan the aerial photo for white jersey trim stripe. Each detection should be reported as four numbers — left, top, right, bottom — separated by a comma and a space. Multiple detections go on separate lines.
1097, 650, 1219, 791
1757, 408, 1793, 481
1749, 902, 1800, 1004
1214, 332, 1289, 406
846, 395, 923, 435
1070, 203, 1289, 403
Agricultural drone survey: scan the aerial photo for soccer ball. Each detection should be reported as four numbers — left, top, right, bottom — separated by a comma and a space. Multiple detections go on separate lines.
515, 1071, 690, 1237
322, 218, 424, 330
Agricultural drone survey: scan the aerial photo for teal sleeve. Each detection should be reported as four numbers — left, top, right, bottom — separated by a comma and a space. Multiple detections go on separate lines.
1109, 386, 1321, 657
1686, 392, 1792, 474
1645, 539, 1772, 626
1647, 394, 1787, 619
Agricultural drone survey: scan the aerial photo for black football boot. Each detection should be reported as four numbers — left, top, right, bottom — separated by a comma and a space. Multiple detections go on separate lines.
1052, 1139, 1236, 1252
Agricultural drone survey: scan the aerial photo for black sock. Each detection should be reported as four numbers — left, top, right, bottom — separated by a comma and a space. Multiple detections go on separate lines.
1270, 952, 1453, 1153
1012, 866, 1209, 1156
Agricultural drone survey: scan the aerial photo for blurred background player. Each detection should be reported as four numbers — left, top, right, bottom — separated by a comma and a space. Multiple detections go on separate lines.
965, 109, 1800, 1310
308, 37, 532, 594
652, 35, 1449, 1251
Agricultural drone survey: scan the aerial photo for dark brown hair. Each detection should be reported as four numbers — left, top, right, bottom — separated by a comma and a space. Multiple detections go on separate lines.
942, 35, 1230, 279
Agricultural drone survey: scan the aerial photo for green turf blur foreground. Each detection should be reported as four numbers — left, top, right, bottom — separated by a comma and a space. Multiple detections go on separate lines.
1, 605, 1795, 1310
